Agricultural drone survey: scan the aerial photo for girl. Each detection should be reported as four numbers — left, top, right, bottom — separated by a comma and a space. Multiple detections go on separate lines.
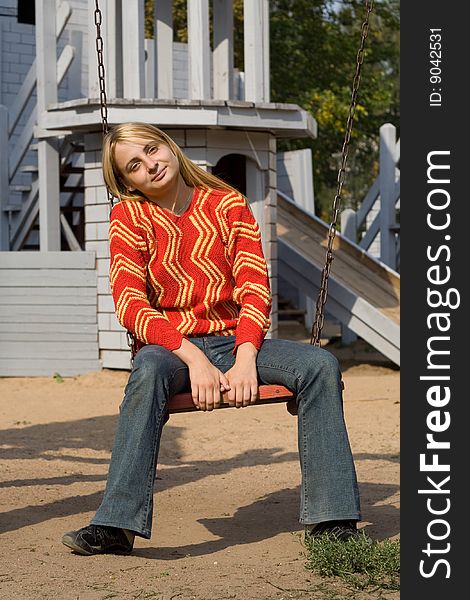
62, 122, 362, 555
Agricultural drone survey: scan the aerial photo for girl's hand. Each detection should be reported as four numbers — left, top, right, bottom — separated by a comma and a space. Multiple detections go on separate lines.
187, 358, 230, 411
173, 339, 230, 411
224, 342, 258, 408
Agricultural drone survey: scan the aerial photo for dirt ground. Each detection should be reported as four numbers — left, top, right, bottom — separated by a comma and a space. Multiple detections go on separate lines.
0, 329, 399, 600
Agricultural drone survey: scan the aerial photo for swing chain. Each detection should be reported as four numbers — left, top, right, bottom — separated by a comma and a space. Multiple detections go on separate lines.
94, 0, 137, 359
93, 3, 108, 135
93, 0, 115, 210
310, 0, 374, 346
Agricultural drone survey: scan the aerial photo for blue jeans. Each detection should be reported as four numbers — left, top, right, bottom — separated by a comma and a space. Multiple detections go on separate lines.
91, 336, 361, 538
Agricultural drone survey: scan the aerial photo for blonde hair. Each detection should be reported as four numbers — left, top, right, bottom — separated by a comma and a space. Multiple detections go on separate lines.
102, 122, 238, 202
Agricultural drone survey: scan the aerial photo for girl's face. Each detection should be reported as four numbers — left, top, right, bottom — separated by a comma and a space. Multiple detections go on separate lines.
114, 137, 180, 200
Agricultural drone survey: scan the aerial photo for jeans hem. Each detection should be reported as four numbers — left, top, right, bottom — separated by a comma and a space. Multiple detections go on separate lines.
90, 518, 151, 540
300, 513, 361, 526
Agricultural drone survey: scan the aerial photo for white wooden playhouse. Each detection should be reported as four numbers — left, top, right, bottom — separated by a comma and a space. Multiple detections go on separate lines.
0, 0, 322, 375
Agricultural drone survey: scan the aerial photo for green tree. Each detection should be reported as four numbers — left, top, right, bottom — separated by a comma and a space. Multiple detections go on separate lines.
270, 0, 399, 217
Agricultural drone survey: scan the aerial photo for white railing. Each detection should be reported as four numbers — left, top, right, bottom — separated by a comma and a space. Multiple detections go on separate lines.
341, 123, 400, 271
88, 0, 267, 103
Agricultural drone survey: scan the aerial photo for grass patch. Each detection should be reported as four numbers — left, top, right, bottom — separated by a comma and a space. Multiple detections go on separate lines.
305, 534, 400, 591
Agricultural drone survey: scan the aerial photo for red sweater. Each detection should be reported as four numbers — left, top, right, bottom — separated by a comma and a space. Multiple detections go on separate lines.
109, 186, 272, 352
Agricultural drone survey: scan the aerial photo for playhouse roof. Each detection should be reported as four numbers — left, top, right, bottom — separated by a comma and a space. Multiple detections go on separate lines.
37, 98, 317, 140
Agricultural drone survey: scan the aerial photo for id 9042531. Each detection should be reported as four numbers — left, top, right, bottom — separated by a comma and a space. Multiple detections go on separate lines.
429, 28, 442, 108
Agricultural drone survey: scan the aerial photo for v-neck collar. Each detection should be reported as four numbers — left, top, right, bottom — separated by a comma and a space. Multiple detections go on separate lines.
151, 187, 197, 222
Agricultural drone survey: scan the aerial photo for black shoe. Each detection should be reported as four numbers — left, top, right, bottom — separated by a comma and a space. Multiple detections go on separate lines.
305, 519, 361, 542
62, 524, 133, 555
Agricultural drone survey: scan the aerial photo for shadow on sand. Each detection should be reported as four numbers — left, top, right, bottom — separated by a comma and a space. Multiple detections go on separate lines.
0, 415, 399, 547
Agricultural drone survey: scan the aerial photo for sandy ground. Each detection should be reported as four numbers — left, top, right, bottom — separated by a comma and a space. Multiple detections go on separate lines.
0, 329, 399, 600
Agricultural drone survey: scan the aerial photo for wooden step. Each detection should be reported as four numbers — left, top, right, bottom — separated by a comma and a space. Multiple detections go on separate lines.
19, 165, 39, 173
60, 205, 84, 212
10, 185, 32, 193
61, 186, 85, 193
2, 204, 22, 212
69, 142, 85, 152
61, 165, 84, 174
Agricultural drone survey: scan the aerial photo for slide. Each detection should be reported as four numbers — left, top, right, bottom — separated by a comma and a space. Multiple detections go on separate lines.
277, 194, 400, 366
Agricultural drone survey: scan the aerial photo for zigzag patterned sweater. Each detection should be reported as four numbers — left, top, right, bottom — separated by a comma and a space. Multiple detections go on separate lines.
109, 186, 272, 353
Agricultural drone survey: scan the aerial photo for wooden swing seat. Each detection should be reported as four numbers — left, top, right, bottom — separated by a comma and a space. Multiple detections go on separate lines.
168, 384, 294, 413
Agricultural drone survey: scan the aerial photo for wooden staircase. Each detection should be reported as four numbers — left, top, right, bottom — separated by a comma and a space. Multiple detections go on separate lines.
7, 140, 85, 251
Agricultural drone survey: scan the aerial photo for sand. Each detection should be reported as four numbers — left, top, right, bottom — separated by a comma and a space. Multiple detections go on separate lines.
0, 334, 399, 600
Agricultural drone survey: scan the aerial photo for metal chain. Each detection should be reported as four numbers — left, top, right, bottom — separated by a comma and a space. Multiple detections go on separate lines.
310, 0, 374, 346
94, 0, 138, 360
93, 0, 115, 211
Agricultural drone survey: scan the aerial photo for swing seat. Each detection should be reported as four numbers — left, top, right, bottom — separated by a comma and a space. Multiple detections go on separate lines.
168, 384, 295, 413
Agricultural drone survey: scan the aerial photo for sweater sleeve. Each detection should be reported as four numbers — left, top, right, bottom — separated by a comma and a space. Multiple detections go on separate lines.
224, 193, 272, 352
108, 202, 184, 351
